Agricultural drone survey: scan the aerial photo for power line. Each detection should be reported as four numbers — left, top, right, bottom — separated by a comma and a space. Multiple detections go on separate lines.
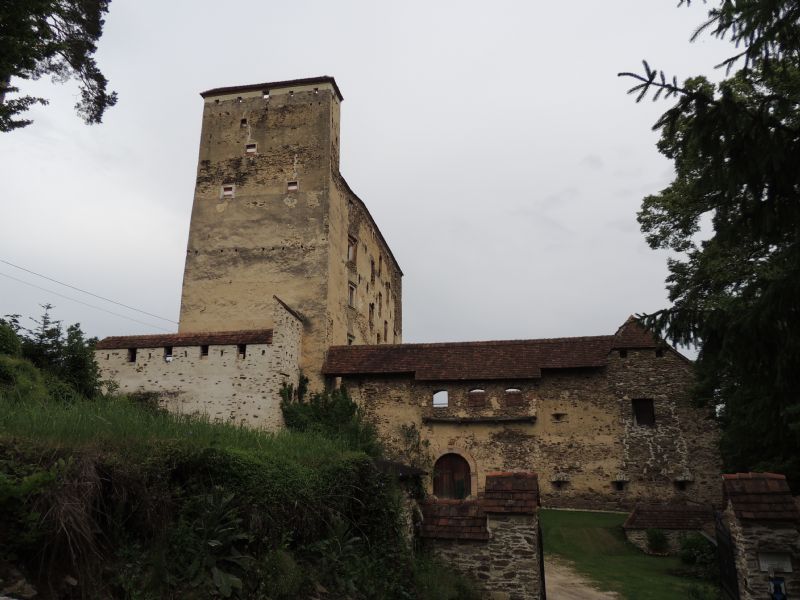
0, 258, 178, 324
0, 271, 173, 332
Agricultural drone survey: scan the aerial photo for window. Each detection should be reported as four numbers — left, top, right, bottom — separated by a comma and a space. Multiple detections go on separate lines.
262, 89, 269, 99
245, 142, 257, 154
467, 388, 486, 408
221, 184, 235, 199
433, 454, 471, 499
655, 348, 665, 358
287, 181, 299, 192
619, 349, 628, 358
347, 236, 357, 263
612, 481, 627, 492
127, 348, 137, 363
200, 345, 209, 358
164, 346, 173, 363
552, 480, 568, 490
432, 390, 449, 408
552, 412, 567, 422
347, 334, 355, 345
377, 333, 381, 344
632, 398, 656, 427
237, 344, 247, 359
384, 321, 388, 342
369, 303, 374, 328
370, 258, 375, 283
378, 255, 383, 277
377, 293, 382, 316
240, 118, 247, 127
674, 480, 690, 492
348, 283, 356, 307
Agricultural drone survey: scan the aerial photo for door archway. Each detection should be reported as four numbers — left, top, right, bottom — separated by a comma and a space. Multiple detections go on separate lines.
433, 453, 471, 499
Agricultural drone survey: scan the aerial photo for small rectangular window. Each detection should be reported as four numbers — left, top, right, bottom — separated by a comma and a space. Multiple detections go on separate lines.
245, 142, 257, 154
221, 184, 235, 199
347, 334, 355, 345
262, 90, 270, 99
632, 398, 656, 427
369, 303, 374, 327
384, 320, 388, 342
164, 346, 173, 363
240, 118, 248, 127
200, 345, 209, 357
287, 181, 299, 192
348, 283, 356, 307
237, 344, 247, 359
127, 348, 137, 363
347, 236, 357, 263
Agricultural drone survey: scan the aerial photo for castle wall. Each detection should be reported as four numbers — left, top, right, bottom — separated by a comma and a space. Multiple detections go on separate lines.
96, 301, 302, 430
343, 348, 721, 509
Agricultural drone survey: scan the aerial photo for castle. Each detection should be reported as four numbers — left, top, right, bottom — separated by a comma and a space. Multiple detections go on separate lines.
95, 76, 721, 511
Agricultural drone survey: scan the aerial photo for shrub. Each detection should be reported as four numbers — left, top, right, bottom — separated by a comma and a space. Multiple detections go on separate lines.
680, 533, 718, 581
0, 355, 48, 403
646, 528, 669, 553
0, 321, 21, 356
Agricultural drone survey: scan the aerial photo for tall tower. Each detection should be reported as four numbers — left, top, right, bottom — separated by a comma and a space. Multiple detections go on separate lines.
178, 77, 402, 380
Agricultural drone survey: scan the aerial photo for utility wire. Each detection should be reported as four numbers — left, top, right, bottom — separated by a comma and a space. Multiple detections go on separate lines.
0, 271, 173, 332
0, 258, 178, 324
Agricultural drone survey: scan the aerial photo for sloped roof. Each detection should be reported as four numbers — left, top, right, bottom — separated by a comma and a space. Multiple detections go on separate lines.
623, 504, 713, 530
481, 472, 539, 514
613, 316, 660, 349
96, 329, 273, 350
200, 76, 343, 101
323, 335, 614, 380
420, 499, 489, 540
723, 473, 800, 523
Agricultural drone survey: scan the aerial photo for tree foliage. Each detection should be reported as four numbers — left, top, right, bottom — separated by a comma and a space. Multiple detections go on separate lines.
0, 0, 117, 131
620, 1, 800, 484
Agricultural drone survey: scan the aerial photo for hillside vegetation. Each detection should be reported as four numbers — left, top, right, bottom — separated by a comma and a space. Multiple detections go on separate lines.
0, 316, 476, 599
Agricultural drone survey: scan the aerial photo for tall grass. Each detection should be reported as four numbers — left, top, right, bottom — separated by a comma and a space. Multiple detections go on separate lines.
0, 395, 355, 467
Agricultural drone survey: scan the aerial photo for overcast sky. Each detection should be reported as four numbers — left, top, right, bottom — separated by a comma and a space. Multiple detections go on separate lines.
0, 1, 731, 345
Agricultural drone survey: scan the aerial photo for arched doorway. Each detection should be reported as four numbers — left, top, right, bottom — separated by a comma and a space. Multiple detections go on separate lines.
433, 453, 471, 499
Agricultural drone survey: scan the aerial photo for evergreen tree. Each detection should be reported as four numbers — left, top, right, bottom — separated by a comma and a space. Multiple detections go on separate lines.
0, 0, 117, 131
620, 1, 800, 484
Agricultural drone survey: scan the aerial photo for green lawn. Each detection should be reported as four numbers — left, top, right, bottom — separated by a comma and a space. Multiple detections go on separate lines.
540, 509, 719, 600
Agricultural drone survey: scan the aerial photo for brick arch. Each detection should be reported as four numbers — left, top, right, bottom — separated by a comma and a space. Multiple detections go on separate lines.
430, 446, 479, 498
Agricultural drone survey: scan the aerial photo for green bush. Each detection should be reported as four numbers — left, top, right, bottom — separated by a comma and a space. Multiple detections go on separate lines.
0, 355, 48, 403
680, 534, 719, 581
646, 528, 669, 553
0, 322, 21, 356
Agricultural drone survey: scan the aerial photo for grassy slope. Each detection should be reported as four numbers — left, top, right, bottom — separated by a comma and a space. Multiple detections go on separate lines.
540, 509, 718, 600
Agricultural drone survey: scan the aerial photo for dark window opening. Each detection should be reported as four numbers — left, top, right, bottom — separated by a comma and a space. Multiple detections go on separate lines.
164, 346, 173, 362
655, 348, 665, 358
377, 293, 382, 316
377, 333, 381, 344
552, 480, 568, 490
287, 181, 299, 192
127, 348, 136, 363
347, 236, 357, 262
467, 389, 487, 408
222, 184, 235, 199
262, 90, 269, 99
433, 453, 470, 500
347, 334, 355, 346
237, 344, 247, 359
220, 350, 224, 357
245, 142, 257, 154
348, 283, 356, 307
200, 345, 209, 357
240, 118, 247, 127
384, 321, 388, 342
612, 481, 627, 492
105, 353, 109, 360
504, 388, 523, 407
378, 255, 383, 277
632, 398, 656, 427
370, 258, 375, 284
674, 480, 689, 492
552, 412, 567, 422
619, 349, 628, 358
369, 303, 374, 328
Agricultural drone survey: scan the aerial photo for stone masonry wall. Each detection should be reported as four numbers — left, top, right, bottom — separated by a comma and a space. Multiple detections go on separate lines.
624, 529, 695, 555
343, 347, 722, 510
428, 514, 541, 600
96, 300, 301, 430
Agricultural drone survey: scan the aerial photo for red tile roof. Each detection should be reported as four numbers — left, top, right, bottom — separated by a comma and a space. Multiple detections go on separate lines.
96, 329, 273, 350
481, 472, 539, 514
324, 335, 614, 380
200, 75, 343, 101
723, 473, 800, 523
623, 504, 713, 530
613, 316, 659, 349
420, 499, 489, 540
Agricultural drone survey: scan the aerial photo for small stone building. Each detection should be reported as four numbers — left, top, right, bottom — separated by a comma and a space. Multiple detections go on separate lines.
720, 473, 800, 599
623, 504, 714, 554
421, 472, 543, 600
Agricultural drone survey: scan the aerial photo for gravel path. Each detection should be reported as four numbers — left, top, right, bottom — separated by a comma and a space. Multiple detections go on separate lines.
544, 556, 620, 600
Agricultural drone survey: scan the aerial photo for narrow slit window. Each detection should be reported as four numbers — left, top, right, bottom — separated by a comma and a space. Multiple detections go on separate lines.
287, 181, 299, 192
632, 398, 656, 427
369, 303, 374, 327
127, 348, 137, 363
347, 334, 355, 345
200, 345, 209, 358
164, 346, 173, 363
612, 481, 627, 492
384, 321, 388, 342
245, 142, 257, 154
221, 184, 235, 199
240, 118, 248, 127
370, 259, 375, 283
378, 293, 382, 316
348, 283, 356, 307
237, 344, 247, 359
347, 236, 357, 262
377, 333, 381, 344
432, 390, 449, 408
262, 90, 270, 99
378, 255, 383, 277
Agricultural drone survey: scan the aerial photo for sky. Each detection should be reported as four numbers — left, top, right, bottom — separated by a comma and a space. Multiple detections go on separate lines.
0, 1, 732, 345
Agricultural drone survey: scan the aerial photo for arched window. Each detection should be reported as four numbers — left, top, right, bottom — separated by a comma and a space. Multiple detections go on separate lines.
433, 453, 471, 499
432, 390, 448, 408
504, 388, 523, 407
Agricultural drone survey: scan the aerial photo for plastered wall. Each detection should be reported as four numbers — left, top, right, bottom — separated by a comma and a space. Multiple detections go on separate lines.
343, 349, 722, 509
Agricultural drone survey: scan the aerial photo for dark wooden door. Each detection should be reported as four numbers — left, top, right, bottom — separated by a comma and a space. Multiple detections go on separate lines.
433, 453, 470, 499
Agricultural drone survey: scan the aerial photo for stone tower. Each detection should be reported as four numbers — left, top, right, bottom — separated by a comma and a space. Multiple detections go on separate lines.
178, 76, 402, 380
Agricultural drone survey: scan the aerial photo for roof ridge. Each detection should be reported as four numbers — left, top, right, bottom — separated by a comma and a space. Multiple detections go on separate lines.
328, 334, 615, 351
